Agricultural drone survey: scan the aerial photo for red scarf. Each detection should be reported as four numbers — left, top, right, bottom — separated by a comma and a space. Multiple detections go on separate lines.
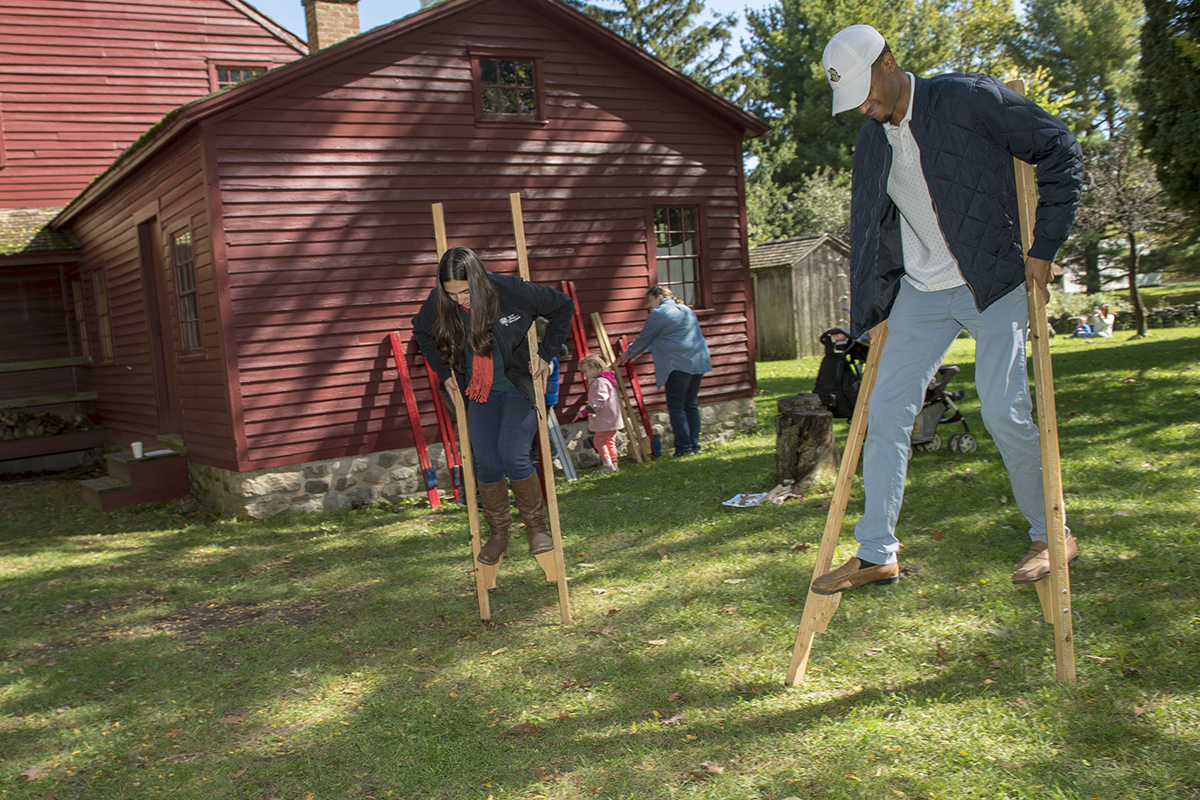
462, 308, 492, 403
465, 351, 493, 403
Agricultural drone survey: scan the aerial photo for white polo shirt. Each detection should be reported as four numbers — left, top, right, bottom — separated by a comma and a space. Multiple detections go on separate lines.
885, 73, 964, 293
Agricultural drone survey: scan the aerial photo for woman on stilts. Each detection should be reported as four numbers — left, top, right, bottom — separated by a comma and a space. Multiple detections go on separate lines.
412, 246, 574, 565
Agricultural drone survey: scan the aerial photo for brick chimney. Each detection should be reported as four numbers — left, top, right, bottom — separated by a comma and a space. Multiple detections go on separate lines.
302, 0, 360, 51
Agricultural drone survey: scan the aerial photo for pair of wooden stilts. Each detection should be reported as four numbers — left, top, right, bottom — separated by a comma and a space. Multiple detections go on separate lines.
431, 194, 572, 625
788, 81, 1076, 684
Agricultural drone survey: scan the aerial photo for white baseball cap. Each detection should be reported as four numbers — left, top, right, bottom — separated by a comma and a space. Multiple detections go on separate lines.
822, 24, 886, 115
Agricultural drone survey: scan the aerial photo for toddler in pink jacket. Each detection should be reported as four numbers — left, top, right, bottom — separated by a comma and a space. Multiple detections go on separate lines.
579, 355, 621, 472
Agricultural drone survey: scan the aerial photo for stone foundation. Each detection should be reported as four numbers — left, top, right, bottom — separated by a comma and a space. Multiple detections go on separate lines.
188, 397, 757, 519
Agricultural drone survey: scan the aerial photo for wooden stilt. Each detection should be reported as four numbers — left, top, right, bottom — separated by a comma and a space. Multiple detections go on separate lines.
509, 193, 572, 624
618, 335, 661, 458
388, 331, 441, 508
786, 322, 888, 686
589, 312, 650, 462
1009, 79, 1076, 683
432, 204, 494, 621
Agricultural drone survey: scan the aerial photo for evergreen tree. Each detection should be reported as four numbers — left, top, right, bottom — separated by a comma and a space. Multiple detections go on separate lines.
1017, 0, 1142, 136
564, 0, 743, 95
1137, 0, 1200, 218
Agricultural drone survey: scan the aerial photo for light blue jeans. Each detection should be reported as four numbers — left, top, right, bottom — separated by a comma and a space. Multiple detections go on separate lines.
853, 282, 1050, 565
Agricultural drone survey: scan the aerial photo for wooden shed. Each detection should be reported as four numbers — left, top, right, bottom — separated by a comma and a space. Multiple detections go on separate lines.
749, 234, 851, 360
50, 0, 768, 515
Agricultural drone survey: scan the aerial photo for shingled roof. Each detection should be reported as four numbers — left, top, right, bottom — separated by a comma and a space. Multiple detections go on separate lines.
748, 234, 849, 270
0, 207, 79, 257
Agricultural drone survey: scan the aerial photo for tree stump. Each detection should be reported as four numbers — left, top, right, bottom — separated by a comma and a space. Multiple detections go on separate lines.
776, 393, 840, 488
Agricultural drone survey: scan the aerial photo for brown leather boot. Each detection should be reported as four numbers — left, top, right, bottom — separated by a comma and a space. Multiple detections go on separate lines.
509, 473, 554, 556
476, 480, 512, 565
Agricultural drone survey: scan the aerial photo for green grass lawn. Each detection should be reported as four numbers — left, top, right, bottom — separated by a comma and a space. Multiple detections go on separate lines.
2, 328, 1199, 799
1120, 283, 1200, 308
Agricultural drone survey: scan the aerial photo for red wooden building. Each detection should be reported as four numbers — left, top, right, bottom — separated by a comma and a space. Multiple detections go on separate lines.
37, 0, 768, 516
0, 0, 307, 477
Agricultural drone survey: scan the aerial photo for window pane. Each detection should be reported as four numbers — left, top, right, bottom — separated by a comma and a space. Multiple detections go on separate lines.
519, 88, 536, 115
483, 87, 499, 113
502, 88, 519, 114
481, 59, 498, 85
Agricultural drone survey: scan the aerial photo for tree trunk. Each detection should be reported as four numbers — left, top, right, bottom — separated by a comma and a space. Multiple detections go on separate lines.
1128, 231, 1147, 336
776, 393, 839, 489
1084, 238, 1103, 294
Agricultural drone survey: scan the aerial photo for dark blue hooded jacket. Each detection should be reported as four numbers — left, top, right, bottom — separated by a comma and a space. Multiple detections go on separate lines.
847, 72, 1083, 338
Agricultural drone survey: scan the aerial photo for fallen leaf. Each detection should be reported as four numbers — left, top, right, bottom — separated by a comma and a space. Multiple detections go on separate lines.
723, 578, 746, 584
217, 710, 247, 724
680, 596, 694, 607
1134, 705, 1152, 716
535, 768, 564, 782
864, 647, 884, 656
601, 608, 619, 617
930, 532, 946, 540
586, 627, 614, 636
591, 588, 607, 595
720, 605, 739, 612
511, 722, 542, 734
491, 647, 508, 655
790, 542, 811, 552
1085, 655, 1114, 662
1114, 510, 1132, 517
647, 639, 667, 646
657, 547, 669, 559
936, 641, 950, 662
667, 691, 685, 702
701, 760, 724, 774
660, 713, 685, 725
21, 767, 49, 781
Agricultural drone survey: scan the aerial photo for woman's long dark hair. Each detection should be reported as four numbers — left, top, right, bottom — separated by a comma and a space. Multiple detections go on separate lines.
432, 246, 499, 375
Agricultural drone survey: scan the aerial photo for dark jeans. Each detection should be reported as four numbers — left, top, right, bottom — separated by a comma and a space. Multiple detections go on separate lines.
467, 389, 539, 483
663, 370, 703, 455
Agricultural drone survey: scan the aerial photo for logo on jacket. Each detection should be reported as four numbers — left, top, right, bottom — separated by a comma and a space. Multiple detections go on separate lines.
499, 314, 521, 326
828, 67, 841, 83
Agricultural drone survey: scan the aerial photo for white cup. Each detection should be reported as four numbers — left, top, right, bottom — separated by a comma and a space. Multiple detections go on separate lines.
131, 441, 144, 459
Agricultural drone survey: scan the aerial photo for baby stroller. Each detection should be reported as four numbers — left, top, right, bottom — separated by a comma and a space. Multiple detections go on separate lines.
812, 328, 978, 454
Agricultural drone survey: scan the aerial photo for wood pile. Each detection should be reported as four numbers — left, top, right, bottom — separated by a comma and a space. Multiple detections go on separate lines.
0, 409, 95, 441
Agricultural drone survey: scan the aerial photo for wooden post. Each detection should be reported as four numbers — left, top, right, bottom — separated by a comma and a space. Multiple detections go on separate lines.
509, 193, 572, 625
1008, 79, 1076, 684
786, 322, 887, 686
589, 312, 650, 462
432, 203, 496, 621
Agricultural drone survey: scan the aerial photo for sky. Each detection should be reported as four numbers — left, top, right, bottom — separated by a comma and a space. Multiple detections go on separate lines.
246, 0, 775, 49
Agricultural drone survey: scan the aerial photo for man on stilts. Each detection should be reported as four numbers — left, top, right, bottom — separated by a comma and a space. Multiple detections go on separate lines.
811, 24, 1084, 595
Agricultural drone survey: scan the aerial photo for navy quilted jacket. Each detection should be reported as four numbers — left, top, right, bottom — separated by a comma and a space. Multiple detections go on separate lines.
847, 73, 1083, 338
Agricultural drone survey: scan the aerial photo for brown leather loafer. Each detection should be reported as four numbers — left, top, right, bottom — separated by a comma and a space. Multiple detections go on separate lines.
811, 557, 900, 595
1012, 535, 1078, 584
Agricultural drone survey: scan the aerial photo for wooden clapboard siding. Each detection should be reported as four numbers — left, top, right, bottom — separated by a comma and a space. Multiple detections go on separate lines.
63, 133, 238, 466
0, 0, 304, 209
